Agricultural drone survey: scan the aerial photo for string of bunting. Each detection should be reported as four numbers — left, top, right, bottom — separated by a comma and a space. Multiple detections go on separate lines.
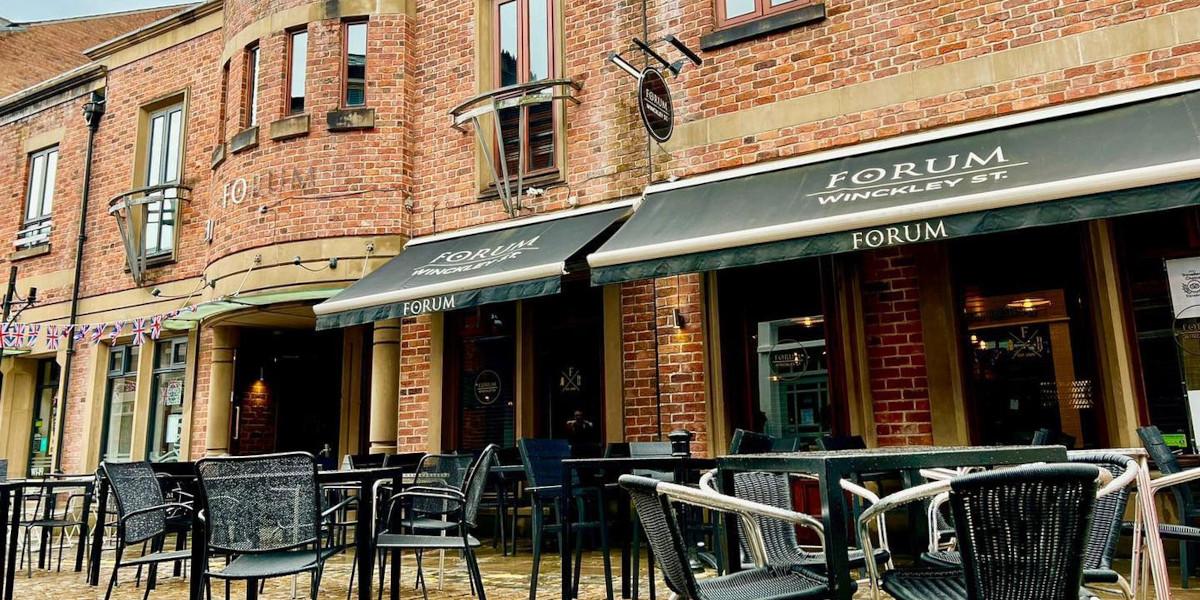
0, 305, 199, 352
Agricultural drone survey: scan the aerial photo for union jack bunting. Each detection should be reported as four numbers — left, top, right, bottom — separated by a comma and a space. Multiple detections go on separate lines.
149, 315, 163, 340
131, 318, 147, 346
25, 325, 40, 348
45, 325, 60, 350
74, 324, 89, 342
2, 324, 18, 349
89, 323, 105, 343
109, 321, 126, 342
12, 325, 26, 349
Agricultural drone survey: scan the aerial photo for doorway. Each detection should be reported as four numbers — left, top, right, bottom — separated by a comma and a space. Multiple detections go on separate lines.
529, 284, 605, 451
232, 328, 343, 456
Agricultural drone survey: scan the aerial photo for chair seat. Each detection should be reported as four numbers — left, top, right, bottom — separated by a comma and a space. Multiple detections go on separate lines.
376, 533, 481, 550
25, 518, 82, 528
918, 550, 962, 569
1122, 520, 1200, 540
123, 549, 193, 567
743, 548, 890, 571
1082, 568, 1120, 585
696, 566, 833, 600
882, 568, 1095, 600
404, 518, 459, 532
209, 547, 337, 580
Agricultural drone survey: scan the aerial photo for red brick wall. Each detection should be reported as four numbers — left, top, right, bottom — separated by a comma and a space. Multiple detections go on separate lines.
861, 248, 934, 446
397, 316, 433, 452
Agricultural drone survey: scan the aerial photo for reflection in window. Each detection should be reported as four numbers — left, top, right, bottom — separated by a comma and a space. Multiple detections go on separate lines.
103, 345, 140, 462
27, 359, 59, 477
495, 0, 555, 178
144, 104, 184, 259
720, 0, 801, 26
288, 30, 308, 114
148, 339, 188, 462
20, 146, 57, 247
245, 44, 260, 126
344, 22, 367, 106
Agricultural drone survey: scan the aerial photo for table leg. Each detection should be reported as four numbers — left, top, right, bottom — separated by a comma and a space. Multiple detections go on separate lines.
719, 469, 740, 575
619, 490, 631, 599
496, 479, 509, 556
188, 506, 205, 600
6, 484, 21, 600
900, 469, 928, 556
74, 483, 92, 572
356, 479, 375, 600
820, 465, 853, 600
560, 463, 573, 600
38, 490, 52, 569
88, 477, 108, 585
0, 488, 10, 600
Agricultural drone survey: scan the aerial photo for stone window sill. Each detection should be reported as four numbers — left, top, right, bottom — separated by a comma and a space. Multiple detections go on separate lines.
230, 126, 259, 153
327, 107, 375, 131
10, 244, 50, 261
700, 3, 826, 51
270, 113, 310, 141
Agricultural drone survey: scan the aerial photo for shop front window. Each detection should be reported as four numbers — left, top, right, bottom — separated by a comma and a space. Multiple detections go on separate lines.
445, 304, 516, 451
147, 338, 188, 462
718, 259, 839, 450
102, 345, 140, 462
27, 359, 59, 477
952, 226, 1102, 447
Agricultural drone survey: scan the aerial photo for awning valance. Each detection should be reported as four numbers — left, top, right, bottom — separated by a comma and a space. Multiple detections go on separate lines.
588, 84, 1200, 284
314, 202, 633, 329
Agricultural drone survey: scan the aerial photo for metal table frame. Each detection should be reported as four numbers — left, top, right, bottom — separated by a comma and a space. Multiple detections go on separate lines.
0, 476, 94, 600
717, 445, 1068, 600
559, 456, 716, 600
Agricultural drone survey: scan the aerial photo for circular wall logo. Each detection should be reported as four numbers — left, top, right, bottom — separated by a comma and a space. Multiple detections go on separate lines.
638, 68, 674, 143
473, 370, 502, 405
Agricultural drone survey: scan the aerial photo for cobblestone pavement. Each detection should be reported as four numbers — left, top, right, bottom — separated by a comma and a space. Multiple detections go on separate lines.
9, 544, 1200, 599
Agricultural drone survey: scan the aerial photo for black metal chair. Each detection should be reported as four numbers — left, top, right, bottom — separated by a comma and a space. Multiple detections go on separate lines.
372, 445, 498, 600
348, 453, 388, 470
620, 474, 835, 600
729, 429, 776, 455
518, 437, 614, 600
195, 452, 347, 600
1134, 425, 1200, 588
860, 463, 1104, 600
99, 461, 194, 600
18, 478, 90, 577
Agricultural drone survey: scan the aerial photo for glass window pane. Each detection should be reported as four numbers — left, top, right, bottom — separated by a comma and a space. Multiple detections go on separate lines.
26, 154, 45, 222
105, 375, 137, 461
146, 115, 164, 186
770, 0, 794, 5
290, 31, 308, 113
498, 1, 518, 87
41, 149, 57, 216
248, 46, 260, 125
527, 0, 549, 82
726, 0, 756, 18
164, 109, 182, 184
172, 341, 188, 365
345, 23, 367, 106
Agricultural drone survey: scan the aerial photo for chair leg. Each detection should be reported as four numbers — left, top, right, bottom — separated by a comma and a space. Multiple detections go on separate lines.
529, 505, 544, 600
103, 546, 124, 600
1184, 540, 1192, 589
466, 546, 487, 600
597, 495, 614, 600
572, 529, 583, 598
346, 548, 358, 600
631, 518, 640, 600
23, 528, 31, 578
246, 578, 258, 600
56, 528, 66, 572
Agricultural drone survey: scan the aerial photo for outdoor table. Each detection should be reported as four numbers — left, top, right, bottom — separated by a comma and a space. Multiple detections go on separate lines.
182, 465, 414, 600
0, 475, 94, 600
491, 464, 524, 555
717, 445, 1068, 600
560, 456, 716, 600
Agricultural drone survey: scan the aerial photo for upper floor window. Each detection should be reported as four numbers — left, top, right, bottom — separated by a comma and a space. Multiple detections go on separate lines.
495, 0, 555, 177
343, 21, 367, 106
19, 146, 57, 247
287, 29, 308, 114
245, 43, 261, 127
144, 103, 184, 259
718, 0, 808, 27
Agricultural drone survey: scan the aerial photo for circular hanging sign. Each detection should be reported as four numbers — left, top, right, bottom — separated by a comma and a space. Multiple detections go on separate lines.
473, 370, 502, 405
637, 67, 674, 143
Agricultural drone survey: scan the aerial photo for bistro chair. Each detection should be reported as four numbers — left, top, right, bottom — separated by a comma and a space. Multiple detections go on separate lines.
729, 429, 776, 455
348, 453, 388, 470
371, 445, 498, 600
518, 437, 614, 600
99, 461, 195, 600
399, 453, 475, 591
195, 452, 348, 600
858, 463, 1116, 600
620, 474, 836, 600
17, 478, 91, 576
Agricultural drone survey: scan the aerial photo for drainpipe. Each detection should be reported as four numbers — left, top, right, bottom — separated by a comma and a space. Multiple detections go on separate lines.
52, 90, 105, 474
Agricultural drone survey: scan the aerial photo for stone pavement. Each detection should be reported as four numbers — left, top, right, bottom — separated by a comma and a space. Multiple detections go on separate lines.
10, 544, 1200, 599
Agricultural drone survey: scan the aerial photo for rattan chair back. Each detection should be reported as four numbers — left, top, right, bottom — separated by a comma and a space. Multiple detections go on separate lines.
195, 452, 321, 554
621, 474, 699, 599
102, 461, 168, 545
732, 471, 810, 567
950, 463, 1099, 600
1070, 452, 1135, 572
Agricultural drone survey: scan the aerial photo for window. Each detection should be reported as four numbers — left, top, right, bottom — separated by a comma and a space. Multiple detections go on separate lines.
245, 43, 260, 127
143, 103, 184, 259
147, 338, 188, 462
19, 146, 57, 247
718, 0, 807, 27
343, 22, 367, 106
27, 359, 59, 477
102, 345, 140, 462
495, 0, 556, 177
286, 29, 308, 114
218, 61, 229, 142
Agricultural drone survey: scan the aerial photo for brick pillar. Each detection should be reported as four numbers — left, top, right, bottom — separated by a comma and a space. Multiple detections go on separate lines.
861, 248, 934, 446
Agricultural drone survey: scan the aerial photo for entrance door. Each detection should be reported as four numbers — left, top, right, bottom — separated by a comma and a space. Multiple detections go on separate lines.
27, 359, 58, 477
445, 305, 517, 451
530, 286, 605, 453
756, 318, 831, 447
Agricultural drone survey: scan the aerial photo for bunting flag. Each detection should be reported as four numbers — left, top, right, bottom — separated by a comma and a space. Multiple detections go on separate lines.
131, 318, 147, 346
2, 324, 17, 349
89, 323, 106, 344
74, 324, 89, 343
109, 321, 126, 342
45, 325, 60, 351
149, 315, 163, 340
25, 325, 39, 348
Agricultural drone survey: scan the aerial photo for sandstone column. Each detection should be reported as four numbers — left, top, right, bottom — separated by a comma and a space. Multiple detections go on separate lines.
204, 327, 239, 456
369, 319, 402, 454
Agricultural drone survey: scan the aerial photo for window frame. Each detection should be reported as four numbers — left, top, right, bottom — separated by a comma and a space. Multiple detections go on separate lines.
244, 42, 261, 127
716, 0, 807, 28
19, 145, 58, 247
492, 0, 559, 180
100, 345, 140, 462
341, 20, 368, 108
145, 338, 188, 462
218, 60, 230, 142
142, 102, 185, 261
284, 28, 308, 116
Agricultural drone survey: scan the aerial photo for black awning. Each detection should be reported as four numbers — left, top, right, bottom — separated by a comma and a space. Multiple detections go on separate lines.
588, 86, 1200, 284
315, 202, 632, 329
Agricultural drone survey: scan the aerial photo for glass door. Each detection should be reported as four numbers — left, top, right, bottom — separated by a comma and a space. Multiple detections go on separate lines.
27, 359, 59, 477
446, 305, 517, 451
756, 317, 830, 448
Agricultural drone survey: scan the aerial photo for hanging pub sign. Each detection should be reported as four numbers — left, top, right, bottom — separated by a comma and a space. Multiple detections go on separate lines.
638, 68, 674, 143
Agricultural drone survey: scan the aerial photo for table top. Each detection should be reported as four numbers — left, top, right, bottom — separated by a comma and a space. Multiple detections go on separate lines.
563, 455, 717, 469
316, 465, 415, 484
719, 445, 1069, 472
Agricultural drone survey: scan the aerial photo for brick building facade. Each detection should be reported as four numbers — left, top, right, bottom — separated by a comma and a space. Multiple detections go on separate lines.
0, 0, 1198, 476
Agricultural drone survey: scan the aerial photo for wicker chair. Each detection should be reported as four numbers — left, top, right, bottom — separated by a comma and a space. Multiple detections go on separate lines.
195, 452, 346, 600
620, 474, 835, 600
859, 463, 1108, 600
99, 461, 194, 600
371, 445, 498, 600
